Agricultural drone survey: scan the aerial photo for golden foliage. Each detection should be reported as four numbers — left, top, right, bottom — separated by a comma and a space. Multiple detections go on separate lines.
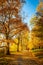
37, 2, 43, 13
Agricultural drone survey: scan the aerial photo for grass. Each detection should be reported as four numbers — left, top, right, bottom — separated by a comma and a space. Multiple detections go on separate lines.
31, 49, 43, 52
31, 49, 43, 59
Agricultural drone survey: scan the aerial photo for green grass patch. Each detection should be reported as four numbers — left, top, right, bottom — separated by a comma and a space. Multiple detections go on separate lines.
31, 49, 43, 59
31, 49, 43, 52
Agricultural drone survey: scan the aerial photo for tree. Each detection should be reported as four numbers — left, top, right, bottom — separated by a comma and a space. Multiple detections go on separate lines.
17, 24, 29, 51
30, 1, 43, 49
0, 0, 26, 55
37, 2, 43, 16
30, 15, 43, 49
12, 24, 29, 52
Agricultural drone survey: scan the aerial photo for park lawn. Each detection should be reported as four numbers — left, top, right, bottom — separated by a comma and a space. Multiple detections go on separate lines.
31, 49, 43, 59
31, 49, 43, 52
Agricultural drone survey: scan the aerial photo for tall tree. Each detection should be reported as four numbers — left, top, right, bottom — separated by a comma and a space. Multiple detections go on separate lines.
30, 1, 43, 49
30, 16, 43, 49
17, 24, 29, 51
0, 0, 26, 55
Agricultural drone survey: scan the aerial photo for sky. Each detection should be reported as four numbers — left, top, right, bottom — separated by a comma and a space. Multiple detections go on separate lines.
22, 0, 39, 30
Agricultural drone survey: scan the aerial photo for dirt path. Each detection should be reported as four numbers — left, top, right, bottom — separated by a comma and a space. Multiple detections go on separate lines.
0, 51, 42, 65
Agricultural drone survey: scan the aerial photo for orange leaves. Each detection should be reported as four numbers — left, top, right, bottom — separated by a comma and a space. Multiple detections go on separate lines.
0, 0, 21, 14
0, 0, 7, 6
0, 39, 16, 44
0, 0, 6, 3
0, 22, 5, 33
0, 7, 18, 14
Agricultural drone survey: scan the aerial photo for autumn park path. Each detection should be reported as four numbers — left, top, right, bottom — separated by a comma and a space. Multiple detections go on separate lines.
0, 51, 42, 65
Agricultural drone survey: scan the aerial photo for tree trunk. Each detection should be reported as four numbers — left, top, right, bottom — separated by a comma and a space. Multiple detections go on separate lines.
17, 37, 20, 52
17, 44, 19, 52
6, 43, 10, 55
21, 39, 23, 51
